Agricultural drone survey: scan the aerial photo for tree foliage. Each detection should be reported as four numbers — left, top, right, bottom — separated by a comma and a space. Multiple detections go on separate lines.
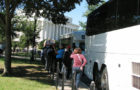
19, 20, 40, 49
0, 14, 22, 42
23, 0, 84, 24
0, 0, 86, 75
86, 0, 105, 5
79, 0, 106, 30
38, 40, 45, 50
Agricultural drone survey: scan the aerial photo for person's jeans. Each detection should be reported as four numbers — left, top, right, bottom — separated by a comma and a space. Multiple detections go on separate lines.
72, 67, 82, 89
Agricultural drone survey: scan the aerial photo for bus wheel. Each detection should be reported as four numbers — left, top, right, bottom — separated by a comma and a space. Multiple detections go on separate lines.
93, 68, 100, 89
100, 67, 109, 90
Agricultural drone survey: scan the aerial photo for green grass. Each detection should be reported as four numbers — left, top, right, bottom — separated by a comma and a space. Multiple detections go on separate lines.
0, 57, 55, 90
0, 77, 55, 90
12, 52, 40, 58
12, 52, 32, 57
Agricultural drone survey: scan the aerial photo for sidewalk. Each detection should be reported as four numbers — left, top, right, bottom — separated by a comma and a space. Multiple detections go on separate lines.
54, 76, 89, 90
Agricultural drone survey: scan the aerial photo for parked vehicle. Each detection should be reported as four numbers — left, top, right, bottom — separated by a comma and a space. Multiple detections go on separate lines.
85, 0, 140, 90
0, 42, 5, 54
60, 30, 85, 50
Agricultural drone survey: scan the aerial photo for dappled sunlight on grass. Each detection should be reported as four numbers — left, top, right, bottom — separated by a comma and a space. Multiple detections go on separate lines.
11, 57, 42, 65
0, 57, 55, 90
0, 76, 55, 90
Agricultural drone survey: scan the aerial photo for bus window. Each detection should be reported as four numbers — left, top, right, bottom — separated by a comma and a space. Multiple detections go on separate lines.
86, 0, 140, 36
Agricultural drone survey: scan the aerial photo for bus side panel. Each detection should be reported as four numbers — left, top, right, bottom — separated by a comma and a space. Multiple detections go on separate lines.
106, 54, 140, 90
85, 25, 140, 90
85, 33, 107, 80
106, 25, 140, 55
106, 54, 133, 90
105, 25, 140, 90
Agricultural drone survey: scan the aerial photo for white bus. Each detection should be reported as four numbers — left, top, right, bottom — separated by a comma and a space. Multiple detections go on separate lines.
85, 0, 140, 90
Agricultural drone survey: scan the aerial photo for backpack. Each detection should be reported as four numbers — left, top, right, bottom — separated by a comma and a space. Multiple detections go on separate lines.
46, 46, 54, 56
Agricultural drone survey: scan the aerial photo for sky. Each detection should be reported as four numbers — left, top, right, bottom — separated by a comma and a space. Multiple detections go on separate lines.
65, 0, 108, 30
65, 0, 88, 29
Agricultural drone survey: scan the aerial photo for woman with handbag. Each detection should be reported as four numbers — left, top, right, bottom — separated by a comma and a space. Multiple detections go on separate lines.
70, 48, 87, 89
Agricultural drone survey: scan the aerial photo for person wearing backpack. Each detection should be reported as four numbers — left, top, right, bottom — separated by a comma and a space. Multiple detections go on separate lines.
70, 48, 87, 89
63, 45, 72, 79
43, 40, 56, 72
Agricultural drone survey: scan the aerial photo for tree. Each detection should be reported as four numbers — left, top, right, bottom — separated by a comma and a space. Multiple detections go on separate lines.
0, 11, 23, 76
0, 14, 22, 42
38, 40, 45, 50
79, 1, 106, 30
19, 20, 40, 53
0, 12, 5, 42
86, 0, 105, 5
0, 0, 88, 75
12, 41, 19, 52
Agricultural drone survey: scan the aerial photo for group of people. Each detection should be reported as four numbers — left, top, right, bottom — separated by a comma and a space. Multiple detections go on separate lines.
41, 40, 87, 89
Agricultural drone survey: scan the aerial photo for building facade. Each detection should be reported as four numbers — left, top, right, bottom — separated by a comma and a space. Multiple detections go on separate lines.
37, 17, 79, 42
14, 9, 79, 43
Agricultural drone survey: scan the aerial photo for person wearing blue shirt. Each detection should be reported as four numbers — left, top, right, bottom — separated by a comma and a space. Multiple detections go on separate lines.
56, 45, 65, 72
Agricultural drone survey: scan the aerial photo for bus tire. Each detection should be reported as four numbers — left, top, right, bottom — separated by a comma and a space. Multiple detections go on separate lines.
100, 67, 109, 90
93, 64, 100, 89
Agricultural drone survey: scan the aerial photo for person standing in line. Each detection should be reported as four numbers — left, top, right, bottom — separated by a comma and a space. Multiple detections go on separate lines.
63, 45, 72, 79
70, 48, 87, 89
43, 40, 53, 70
42, 40, 56, 71
56, 45, 65, 72
41, 40, 49, 65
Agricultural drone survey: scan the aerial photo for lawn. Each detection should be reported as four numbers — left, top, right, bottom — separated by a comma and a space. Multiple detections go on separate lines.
0, 57, 55, 90
12, 52, 41, 58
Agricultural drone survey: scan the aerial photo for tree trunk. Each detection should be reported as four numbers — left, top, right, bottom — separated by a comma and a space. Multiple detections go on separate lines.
27, 46, 29, 54
30, 17, 37, 61
2, 0, 12, 76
